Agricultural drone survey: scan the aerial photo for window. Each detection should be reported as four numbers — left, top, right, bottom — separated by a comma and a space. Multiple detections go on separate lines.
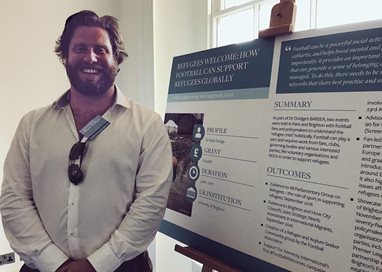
316, 0, 382, 28
210, 0, 382, 47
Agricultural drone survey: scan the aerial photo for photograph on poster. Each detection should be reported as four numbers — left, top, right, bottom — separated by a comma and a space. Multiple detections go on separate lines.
164, 113, 204, 216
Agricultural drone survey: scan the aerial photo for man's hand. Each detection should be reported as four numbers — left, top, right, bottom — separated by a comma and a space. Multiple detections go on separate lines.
56, 259, 96, 272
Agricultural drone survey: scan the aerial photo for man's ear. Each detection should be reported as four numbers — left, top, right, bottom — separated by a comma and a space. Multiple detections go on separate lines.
114, 59, 120, 73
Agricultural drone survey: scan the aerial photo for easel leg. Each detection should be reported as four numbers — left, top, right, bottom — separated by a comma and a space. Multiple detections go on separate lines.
174, 245, 241, 272
201, 265, 213, 272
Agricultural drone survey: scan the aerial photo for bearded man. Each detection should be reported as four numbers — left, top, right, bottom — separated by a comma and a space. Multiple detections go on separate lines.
0, 10, 172, 272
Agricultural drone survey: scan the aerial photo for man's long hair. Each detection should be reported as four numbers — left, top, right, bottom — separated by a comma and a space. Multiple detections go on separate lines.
55, 10, 128, 65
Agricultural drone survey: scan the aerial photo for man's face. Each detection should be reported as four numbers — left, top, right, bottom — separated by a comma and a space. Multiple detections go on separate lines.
66, 26, 118, 97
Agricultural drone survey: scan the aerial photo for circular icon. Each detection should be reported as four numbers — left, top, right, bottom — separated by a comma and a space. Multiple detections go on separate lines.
189, 144, 202, 161
188, 165, 200, 181
186, 186, 197, 203
193, 125, 205, 141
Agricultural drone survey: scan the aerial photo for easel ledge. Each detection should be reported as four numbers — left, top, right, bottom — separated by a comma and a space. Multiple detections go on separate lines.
175, 245, 241, 272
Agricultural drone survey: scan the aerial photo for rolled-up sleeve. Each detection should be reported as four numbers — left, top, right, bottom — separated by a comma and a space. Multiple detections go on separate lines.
0, 115, 68, 272
88, 115, 173, 272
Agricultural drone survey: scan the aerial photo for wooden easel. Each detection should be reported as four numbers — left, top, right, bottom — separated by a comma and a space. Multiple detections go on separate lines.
259, 0, 296, 38
175, 245, 241, 272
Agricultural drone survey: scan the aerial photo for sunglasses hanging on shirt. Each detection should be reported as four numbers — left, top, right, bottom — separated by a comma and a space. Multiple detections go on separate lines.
68, 142, 86, 184
68, 115, 110, 185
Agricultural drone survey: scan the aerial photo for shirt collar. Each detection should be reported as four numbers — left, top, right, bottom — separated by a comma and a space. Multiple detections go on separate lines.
53, 85, 131, 110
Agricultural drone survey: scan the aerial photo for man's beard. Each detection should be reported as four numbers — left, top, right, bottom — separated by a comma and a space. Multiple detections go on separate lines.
65, 62, 118, 97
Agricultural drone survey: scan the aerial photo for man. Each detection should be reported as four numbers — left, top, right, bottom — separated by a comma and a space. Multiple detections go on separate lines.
0, 10, 172, 272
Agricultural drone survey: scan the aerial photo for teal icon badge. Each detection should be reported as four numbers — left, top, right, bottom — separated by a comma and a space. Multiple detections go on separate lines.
193, 125, 205, 141
186, 187, 197, 203
188, 165, 200, 181
189, 144, 202, 161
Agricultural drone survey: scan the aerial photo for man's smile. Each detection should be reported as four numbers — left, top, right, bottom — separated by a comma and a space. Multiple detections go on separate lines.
78, 66, 104, 80
82, 68, 99, 74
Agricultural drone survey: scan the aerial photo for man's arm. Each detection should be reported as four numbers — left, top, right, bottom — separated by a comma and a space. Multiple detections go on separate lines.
87, 115, 173, 272
0, 115, 68, 272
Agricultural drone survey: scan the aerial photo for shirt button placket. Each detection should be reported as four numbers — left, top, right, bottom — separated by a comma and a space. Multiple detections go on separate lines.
67, 183, 81, 257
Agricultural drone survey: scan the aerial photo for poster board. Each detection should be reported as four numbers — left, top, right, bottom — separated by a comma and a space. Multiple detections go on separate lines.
160, 20, 382, 272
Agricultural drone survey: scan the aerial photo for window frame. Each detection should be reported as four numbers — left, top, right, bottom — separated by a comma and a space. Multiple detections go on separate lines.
209, 0, 319, 48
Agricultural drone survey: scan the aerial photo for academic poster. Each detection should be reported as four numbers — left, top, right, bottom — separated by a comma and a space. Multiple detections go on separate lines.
161, 21, 382, 272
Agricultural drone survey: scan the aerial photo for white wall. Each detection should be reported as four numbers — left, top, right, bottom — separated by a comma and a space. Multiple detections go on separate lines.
153, 0, 208, 117
0, 0, 207, 271
119, 0, 155, 109
153, 1, 208, 271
